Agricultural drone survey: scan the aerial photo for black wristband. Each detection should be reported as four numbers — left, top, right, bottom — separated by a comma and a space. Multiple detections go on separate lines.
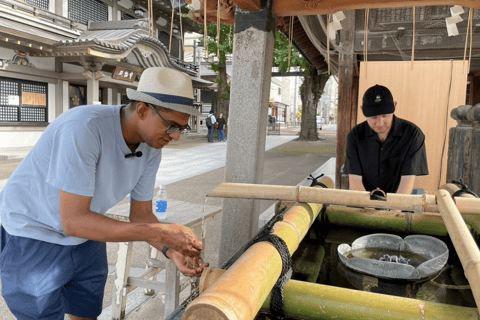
162, 246, 170, 259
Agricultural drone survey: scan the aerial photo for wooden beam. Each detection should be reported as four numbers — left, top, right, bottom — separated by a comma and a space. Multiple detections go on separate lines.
272, 0, 480, 17
235, 0, 262, 11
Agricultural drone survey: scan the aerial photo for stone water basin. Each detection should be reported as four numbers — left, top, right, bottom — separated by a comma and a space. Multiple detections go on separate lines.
338, 233, 449, 280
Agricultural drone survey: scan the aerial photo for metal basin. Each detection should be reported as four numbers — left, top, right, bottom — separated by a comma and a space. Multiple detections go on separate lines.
338, 233, 449, 280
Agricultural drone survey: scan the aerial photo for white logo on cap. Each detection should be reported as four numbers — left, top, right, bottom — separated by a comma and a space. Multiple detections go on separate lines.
375, 95, 382, 103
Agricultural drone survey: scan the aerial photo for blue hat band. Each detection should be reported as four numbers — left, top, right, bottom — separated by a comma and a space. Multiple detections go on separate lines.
143, 92, 193, 106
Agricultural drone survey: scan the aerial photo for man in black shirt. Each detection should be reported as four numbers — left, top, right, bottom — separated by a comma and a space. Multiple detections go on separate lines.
345, 85, 428, 194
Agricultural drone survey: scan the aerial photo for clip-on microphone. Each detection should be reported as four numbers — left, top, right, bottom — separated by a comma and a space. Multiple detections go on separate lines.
125, 151, 143, 159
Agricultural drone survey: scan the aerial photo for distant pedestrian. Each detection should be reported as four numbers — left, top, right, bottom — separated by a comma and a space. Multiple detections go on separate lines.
206, 110, 216, 142
217, 113, 226, 141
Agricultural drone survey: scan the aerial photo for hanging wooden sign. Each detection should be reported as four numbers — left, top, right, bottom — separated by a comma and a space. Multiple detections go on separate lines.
112, 67, 138, 82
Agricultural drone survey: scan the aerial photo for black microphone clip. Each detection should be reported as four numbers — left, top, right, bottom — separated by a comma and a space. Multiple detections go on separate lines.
125, 151, 143, 159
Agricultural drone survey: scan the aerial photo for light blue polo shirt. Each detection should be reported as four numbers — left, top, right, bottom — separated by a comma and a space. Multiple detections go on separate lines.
0, 105, 162, 245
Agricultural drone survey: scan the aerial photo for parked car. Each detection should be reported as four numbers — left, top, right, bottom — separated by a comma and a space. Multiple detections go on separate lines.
316, 116, 324, 130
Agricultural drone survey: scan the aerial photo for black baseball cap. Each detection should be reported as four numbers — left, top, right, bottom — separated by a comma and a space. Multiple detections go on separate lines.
362, 85, 395, 117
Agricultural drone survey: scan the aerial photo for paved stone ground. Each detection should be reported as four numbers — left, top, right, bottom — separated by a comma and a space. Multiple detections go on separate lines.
0, 128, 336, 319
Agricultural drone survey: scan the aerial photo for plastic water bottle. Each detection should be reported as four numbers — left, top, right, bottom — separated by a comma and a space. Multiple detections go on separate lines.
154, 185, 168, 220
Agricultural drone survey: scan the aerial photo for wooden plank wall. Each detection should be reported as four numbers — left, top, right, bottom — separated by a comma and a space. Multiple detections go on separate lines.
357, 61, 468, 195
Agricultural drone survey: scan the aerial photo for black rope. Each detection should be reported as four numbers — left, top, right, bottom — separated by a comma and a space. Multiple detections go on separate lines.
450, 180, 479, 198
252, 233, 292, 320
307, 173, 328, 188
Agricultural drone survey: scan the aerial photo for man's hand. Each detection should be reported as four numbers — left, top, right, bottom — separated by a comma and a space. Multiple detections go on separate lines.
157, 223, 204, 258
168, 248, 209, 277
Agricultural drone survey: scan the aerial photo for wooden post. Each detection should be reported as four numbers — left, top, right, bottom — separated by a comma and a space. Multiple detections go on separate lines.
335, 10, 356, 189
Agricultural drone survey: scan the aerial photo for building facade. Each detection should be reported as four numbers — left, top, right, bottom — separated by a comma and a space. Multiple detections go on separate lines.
0, 0, 209, 148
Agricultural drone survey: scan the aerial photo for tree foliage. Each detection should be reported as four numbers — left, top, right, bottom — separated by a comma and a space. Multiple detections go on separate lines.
272, 31, 328, 141
197, 23, 329, 141
199, 23, 233, 134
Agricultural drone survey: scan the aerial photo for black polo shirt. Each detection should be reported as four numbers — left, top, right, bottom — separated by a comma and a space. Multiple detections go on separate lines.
345, 116, 428, 193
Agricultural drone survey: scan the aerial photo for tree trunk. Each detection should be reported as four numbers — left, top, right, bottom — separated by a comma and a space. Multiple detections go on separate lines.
214, 65, 230, 137
299, 68, 329, 141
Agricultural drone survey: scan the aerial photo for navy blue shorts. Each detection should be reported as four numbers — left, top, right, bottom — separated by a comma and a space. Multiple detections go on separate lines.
0, 226, 108, 320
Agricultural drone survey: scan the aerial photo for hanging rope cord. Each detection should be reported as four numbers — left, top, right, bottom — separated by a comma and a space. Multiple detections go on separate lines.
463, 8, 473, 74
169, 0, 175, 53
179, 0, 184, 53
287, 16, 294, 70
148, 0, 154, 37
217, 0, 221, 57
327, 14, 331, 75
411, 6, 415, 70
203, 0, 208, 58
363, 9, 369, 78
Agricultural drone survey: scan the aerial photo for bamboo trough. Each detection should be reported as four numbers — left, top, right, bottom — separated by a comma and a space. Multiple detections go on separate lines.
182, 176, 334, 320
208, 183, 480, 215
198, 267, 480, 320
183, 181, 480, 319
436, 189, 480, 310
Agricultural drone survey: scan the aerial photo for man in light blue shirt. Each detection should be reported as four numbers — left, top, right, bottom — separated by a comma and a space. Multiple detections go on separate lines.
0, 67, 207, 320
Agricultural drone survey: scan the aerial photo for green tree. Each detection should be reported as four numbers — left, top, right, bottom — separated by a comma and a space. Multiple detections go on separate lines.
273, 31, 329, 141
200, 23, 233, 134
198, 22, 328, 141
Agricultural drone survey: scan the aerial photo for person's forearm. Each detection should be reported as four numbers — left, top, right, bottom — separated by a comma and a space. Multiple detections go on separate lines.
396, 175, 416, 194
129, 210, 168, 253
349, 175, 366, 191
61, 209, 165, 243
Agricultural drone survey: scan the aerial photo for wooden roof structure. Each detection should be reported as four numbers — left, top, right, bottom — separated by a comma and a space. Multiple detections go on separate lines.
188, 0, 480, 74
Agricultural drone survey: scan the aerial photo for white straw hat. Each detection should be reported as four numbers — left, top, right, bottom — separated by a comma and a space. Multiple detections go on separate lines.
126, 67, 200, 116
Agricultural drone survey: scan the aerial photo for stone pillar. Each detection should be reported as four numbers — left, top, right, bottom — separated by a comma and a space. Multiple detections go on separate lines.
446, 104, 480, 195
218, 0, 276, 265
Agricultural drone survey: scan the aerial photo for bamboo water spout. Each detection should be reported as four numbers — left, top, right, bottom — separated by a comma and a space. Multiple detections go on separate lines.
182, 177, 334, 320
208, 182, 480, 214
436, 189, 480, 311
199, 267, 480, 320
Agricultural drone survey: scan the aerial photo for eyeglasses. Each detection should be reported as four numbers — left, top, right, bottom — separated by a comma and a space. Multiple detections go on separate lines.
148, 104, 191, 134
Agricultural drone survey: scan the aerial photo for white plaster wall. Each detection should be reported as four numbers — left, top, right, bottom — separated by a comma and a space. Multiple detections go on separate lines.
63, 63, 85, 73
118, 0, 133, 9
0, 47, 15, 61
0, 131, 43, 148
28, 56, 55, 72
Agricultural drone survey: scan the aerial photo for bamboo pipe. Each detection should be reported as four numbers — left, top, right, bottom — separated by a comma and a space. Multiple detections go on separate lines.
182, 177, 333, 320
208, 182, 480, 214
436, 189, 480, 311
441, 183, 480, 233
325, 205, 451, 236
199, 267, 480, 320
